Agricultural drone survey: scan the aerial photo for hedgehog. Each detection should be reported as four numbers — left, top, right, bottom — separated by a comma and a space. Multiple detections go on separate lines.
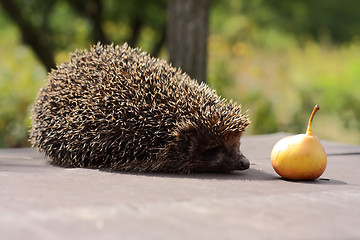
30, 43, 250, 173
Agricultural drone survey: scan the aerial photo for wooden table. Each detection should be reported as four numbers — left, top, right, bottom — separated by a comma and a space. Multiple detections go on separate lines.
1, 133, 360, 240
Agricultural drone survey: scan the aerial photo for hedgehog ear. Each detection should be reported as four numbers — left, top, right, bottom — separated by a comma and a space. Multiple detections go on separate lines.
173, 121, 198, 144
229, 130, 242, 139
225, 130, 243, 145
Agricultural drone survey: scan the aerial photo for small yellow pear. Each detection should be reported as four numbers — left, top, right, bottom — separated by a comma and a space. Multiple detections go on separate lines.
271, 105, 327, 180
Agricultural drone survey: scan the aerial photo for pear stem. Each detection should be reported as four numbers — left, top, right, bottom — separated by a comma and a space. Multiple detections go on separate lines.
306, 105, 320, 136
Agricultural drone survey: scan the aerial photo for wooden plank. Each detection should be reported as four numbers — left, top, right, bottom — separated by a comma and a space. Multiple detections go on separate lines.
0, 133, 359, 240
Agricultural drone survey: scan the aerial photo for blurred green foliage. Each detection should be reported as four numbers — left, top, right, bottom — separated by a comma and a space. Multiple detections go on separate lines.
1, 0, 360, 147
208, 0, 360, 144
16, 0, 166, 54
0, 20, 46, 147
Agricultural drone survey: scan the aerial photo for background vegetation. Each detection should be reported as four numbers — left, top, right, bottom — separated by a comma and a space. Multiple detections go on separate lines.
0, 0, 359, 147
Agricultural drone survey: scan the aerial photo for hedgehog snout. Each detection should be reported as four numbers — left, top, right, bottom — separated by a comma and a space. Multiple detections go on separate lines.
238, 153, 250, 170
197, 148, 250, 173
222, 152, 250, 171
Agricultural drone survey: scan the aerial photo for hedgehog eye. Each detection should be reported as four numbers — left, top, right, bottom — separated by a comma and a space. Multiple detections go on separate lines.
203, 146, 222, 158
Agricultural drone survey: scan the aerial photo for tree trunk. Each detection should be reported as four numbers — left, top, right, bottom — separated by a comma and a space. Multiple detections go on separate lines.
0, 0, 56, 72
167, 0, 212, 84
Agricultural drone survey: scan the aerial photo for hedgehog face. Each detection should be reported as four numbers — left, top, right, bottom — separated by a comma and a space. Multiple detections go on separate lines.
196, 134, 250, 172
170, 121, 250, 173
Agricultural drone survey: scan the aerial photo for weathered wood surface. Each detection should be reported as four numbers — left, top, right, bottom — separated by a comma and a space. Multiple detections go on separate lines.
1, 133, 360, 240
